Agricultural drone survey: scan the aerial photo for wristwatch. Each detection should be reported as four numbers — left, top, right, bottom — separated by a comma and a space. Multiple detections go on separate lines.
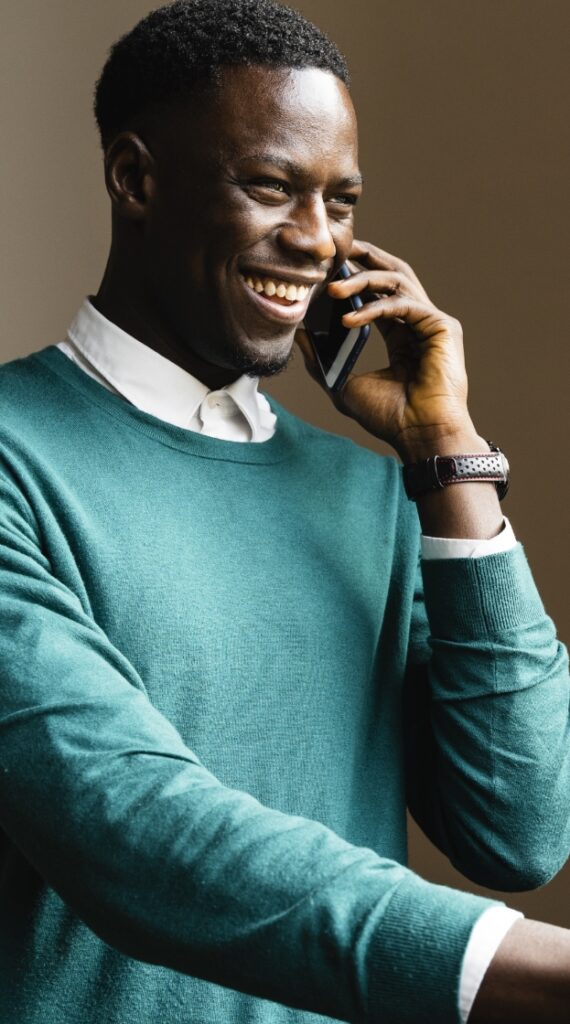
403, 442, 509, 501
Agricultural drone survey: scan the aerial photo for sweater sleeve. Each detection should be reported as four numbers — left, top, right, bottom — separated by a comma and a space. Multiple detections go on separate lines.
0, 465, 503, 1024
404, 541, 570, 892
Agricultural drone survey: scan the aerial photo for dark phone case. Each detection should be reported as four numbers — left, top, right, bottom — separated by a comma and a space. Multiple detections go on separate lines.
329, 325, 370, 391
304, 263, 370, 391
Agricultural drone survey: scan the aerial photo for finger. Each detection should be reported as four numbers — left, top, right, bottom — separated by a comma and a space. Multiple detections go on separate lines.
328, 269, 422, 302
343, 299, 410, 343
349, 239, 427, 295
342, 295, 452, 338
350, 238, 402, 270
341, 297, 398, 325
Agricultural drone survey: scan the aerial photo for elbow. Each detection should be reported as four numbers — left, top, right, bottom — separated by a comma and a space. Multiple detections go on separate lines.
483, 853, 566, 893
505, 830, 569, 891
452, 832, 569, 893
489, 794, 570, 892
453, 770, 570, 892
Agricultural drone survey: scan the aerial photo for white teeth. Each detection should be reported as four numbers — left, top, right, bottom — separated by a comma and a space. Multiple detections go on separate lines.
242, 274, 311, 303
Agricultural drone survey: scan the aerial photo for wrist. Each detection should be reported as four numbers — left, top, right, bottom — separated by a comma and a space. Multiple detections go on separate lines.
469, 920, 570, 1024
395, 425, 490, 464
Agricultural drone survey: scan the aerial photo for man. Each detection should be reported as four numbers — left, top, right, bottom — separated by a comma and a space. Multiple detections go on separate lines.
0, 1, 568, 1022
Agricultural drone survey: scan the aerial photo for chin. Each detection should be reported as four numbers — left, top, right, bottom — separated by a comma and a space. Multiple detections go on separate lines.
228, 331, 295, 378
243, 354, 292, 379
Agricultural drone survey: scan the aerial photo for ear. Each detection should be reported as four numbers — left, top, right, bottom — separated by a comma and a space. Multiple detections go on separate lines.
103, 132, 156, 221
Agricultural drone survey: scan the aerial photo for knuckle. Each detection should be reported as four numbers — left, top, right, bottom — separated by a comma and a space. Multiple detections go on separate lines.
448, 315, 463, 334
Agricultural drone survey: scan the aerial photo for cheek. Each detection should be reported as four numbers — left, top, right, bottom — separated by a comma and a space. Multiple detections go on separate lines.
205, 197, 277, 257
330, 220, 355, 265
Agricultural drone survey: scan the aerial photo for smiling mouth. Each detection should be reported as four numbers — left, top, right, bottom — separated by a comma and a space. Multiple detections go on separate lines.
241, 273, 310, 307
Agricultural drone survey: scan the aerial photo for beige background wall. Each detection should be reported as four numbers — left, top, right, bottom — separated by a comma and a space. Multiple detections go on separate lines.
1, 1, 568, 925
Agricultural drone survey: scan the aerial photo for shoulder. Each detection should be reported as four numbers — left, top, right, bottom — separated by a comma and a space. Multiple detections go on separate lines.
0, 346, 59, 406
0, 346, 75, 455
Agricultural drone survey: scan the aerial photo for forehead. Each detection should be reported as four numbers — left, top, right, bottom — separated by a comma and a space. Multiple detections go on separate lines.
161, 65, 359, 177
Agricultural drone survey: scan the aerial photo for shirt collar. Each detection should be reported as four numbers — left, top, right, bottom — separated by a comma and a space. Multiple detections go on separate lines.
65, 298, 266, 436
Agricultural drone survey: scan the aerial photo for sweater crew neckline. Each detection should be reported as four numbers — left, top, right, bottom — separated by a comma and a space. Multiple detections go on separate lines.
34, 346, 298, 464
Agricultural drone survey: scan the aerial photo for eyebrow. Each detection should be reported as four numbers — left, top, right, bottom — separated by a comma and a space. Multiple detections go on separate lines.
235, 153, 364, 188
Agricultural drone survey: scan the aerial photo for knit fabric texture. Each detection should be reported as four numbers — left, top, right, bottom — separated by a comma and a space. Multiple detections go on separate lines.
0, 346, 568, 1024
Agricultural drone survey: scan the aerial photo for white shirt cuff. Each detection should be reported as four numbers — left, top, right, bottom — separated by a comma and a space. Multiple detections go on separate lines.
421, 517, 517, 560
459, 906, 523, 1022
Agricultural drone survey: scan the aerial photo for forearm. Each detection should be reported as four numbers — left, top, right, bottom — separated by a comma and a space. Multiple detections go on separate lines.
405, 543, 570, 889
2, 647, 502, 1024
470, 919, 570, 1023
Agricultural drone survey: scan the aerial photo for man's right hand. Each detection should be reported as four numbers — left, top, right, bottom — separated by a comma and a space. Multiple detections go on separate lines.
470, 919, 570, 1022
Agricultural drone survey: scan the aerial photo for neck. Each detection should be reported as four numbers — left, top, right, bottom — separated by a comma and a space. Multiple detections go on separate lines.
93, 259, 243, 391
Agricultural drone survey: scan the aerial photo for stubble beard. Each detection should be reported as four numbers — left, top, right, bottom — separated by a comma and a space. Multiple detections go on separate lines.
228, 334, 295, 380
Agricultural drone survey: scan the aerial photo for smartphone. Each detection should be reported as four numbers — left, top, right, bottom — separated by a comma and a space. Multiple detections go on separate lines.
303, 262, 370, 391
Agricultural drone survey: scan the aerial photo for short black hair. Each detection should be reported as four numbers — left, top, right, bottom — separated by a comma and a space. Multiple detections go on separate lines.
94, 0, 350, 150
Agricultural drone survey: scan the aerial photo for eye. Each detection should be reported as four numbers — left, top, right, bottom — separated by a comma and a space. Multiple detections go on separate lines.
329, 194, 359, 208
257, 179, 287, 191
247, 178, 290, 200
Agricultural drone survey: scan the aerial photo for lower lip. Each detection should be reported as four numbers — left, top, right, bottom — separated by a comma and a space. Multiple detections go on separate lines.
238, 275, 313, 324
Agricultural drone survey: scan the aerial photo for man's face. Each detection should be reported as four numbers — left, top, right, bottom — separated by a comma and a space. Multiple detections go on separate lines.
140, 65, 362, 378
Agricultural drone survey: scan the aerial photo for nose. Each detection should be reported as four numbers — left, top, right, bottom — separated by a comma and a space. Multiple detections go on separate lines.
277, 195, 336, 263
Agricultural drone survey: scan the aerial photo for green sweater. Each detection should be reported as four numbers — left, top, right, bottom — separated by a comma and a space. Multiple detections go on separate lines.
0, 346, 568, 1024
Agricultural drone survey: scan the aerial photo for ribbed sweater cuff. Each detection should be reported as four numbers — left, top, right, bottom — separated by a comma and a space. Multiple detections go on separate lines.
365, 875, 500, 1024
421, 544, 545, 640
